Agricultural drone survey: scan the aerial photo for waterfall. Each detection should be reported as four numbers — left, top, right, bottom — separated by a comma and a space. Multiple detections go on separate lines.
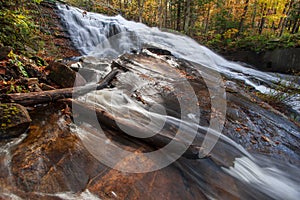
53, 4, 300, 200
58, 4, 299, 114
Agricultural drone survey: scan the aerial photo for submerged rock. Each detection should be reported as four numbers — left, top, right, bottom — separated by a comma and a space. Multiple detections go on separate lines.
0, 103, 31, 138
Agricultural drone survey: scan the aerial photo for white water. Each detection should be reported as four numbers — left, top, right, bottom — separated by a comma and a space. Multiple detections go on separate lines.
0, 190, 102, 200
57, 4, 300, 200
0, 134, 28, 190
224, 156, 300, 199
58, 3, 300, 115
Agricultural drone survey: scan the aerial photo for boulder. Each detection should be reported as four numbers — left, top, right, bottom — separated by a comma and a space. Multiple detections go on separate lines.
47, 62, 86, 88
0, 103, 31, 138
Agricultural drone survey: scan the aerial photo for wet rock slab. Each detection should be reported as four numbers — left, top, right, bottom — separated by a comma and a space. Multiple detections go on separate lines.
0, 50, 299, 199
0, 104, 208, 199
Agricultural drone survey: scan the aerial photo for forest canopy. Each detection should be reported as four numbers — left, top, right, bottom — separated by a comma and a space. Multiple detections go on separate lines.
0, 0, 299, 53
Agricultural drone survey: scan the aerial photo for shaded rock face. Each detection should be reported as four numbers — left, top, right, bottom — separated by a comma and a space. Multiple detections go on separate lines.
1, 51, 299, 199
263, 48, 300, 73
223, 48, 300, 73
0, 103, 31, 139
225, 93, 300, 163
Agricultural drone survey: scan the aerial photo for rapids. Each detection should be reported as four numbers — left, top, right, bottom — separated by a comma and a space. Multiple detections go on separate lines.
0, 3, 299, 200
58, 3, 300, 114
56, 4, 300, 199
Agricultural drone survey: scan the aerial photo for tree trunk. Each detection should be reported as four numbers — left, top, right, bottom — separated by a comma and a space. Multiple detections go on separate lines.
157, 0, 163, 28
188, 3, 198, 35
278, 1, 289, 33
238, 0, 250, 33
258, 3, 267, 34
279, 0, 294, 36
162, 0, 167, 28
176, 0, 182, 31
119, 0, 122, 10
0, 68, 120, 106
251, 0, 258, 28
137, 0, 145, 23
204, 4, 211, 34
184, 0, 191, 34
291, 18, 299, 33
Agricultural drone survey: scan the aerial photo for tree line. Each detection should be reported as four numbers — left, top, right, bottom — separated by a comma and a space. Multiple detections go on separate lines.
72, 0, 299, 37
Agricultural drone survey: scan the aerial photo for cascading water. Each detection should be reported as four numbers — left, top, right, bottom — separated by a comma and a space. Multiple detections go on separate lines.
9, 3, 296, 200
58, 4, 300, 115
53, 5, 300, 199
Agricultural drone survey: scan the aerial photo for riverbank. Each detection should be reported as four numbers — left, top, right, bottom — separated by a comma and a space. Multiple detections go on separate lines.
30, 1, 80, 59
0, 1, 82, 138
0, 1, 80, 92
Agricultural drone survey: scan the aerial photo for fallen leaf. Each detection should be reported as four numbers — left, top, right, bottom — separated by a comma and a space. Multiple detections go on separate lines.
261, 136, 270, 142
251, 140, 257, 144
235, 127, 242, 132
61, 104, 71, 115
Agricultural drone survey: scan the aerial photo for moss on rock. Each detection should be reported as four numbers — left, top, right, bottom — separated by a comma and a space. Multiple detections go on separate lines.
0, 103, 31, 138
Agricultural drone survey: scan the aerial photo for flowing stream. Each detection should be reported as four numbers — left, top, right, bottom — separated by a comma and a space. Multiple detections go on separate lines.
58, 4, 300, 114
54, 3, 300, 200
1, 3, 299, 200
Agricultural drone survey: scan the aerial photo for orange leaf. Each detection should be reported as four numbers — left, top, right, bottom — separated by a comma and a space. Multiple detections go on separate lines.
261, 136, 270, 142
235, 127, 242, 132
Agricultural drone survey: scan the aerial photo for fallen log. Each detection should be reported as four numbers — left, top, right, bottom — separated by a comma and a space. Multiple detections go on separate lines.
64, 98, 203, 159
0, 68, 120, 106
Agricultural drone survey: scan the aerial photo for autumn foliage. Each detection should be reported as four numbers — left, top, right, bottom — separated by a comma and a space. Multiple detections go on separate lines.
67, 0, 299, 51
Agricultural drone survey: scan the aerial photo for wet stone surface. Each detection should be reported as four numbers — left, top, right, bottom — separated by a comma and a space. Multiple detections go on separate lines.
0, 50, 299, 199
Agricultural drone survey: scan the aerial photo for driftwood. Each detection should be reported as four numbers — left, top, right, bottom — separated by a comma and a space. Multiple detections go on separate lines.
64, 98, 202, 159
0, 68, 120, 106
